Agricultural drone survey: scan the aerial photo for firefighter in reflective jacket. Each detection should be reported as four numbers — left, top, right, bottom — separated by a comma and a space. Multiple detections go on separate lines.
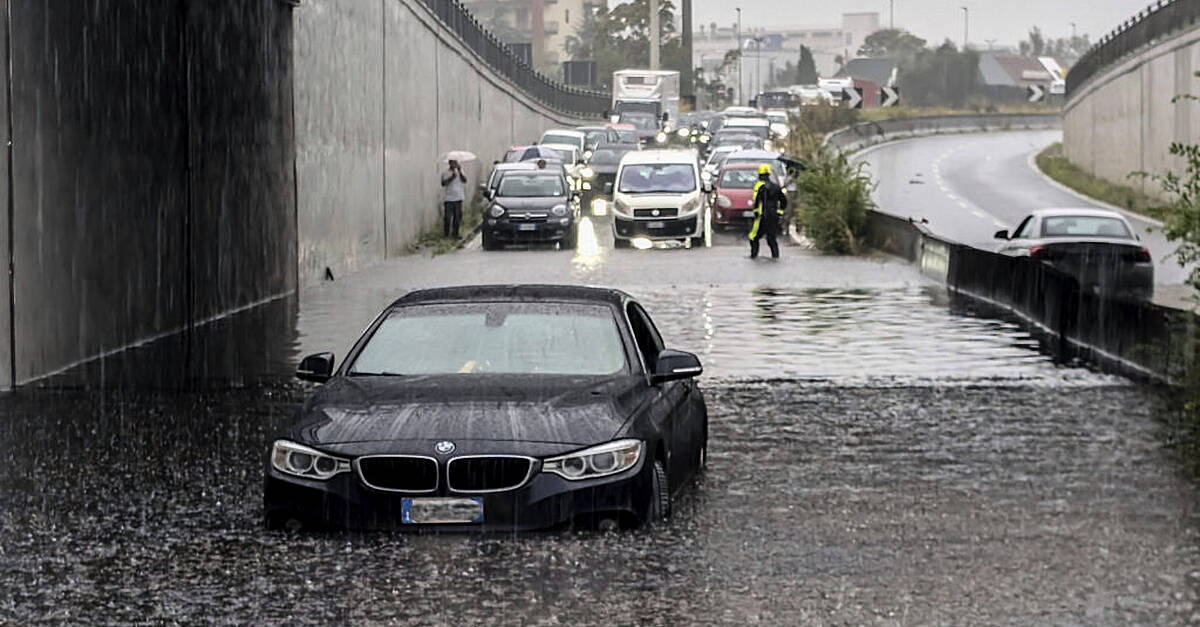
748, 163, 787, 259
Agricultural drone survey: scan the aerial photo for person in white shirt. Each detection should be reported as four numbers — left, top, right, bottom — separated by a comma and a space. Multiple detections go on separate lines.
440, 159, 467, 238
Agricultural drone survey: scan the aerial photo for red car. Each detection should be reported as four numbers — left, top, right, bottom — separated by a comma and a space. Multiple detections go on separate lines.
712, 162, 779, 229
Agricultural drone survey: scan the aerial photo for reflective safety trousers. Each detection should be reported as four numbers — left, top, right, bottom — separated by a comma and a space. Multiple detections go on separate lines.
748, 180, 787, 240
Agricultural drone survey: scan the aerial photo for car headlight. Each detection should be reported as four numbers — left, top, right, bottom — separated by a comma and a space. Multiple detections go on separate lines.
716, 194, 732, 208
580, 167, 595, 179
489, 204, 506, 218
551, 204, 568, 216
612, 198, 633, 216
655, 131, 668, 144
699, 134, 711, 143
679, 197, 701, 215
543, 439, 643, 480
677, 127, 690, 138
271, 440, 350, 480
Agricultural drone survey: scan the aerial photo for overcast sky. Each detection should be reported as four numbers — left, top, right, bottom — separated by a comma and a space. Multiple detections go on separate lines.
687, 0, 1153, 49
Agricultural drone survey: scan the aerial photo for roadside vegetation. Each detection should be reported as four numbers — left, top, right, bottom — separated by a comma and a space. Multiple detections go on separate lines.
784, 117, 875, 254
411, 195, 484, 256
1036, 143, 1162, 215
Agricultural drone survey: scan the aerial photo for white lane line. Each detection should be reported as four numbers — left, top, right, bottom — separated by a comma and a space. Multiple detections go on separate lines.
1023, 148, 1164, 228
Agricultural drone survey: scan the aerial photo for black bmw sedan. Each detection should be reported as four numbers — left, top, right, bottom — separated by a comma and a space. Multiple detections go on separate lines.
264, 285, 707, 532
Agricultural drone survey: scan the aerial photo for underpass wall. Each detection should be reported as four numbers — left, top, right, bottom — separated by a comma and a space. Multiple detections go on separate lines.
6, 1, 296, 387
1064, 26, 1200, 199
295, 0, 591, 284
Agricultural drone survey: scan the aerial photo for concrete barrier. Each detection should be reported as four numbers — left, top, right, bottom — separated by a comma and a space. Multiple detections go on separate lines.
827, 113, 1063, 154
866, 211, 1199, 381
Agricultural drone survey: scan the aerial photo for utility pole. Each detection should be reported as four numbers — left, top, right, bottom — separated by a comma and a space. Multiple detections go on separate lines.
890, 0, 895, 29
681, 0, 693, 103
754, 37, 763, 100
1070, 22, 1077, 38
649, 0, 660, 70
960, 6, 969, 50
735, 8, 742, 106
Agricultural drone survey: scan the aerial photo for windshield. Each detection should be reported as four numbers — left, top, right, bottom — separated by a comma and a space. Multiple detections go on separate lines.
1041, 216, 1133, 238
619, 112, 659, 131
619, 164, 696, 194
758, 92, 799, 109
350, 303, 627, 376
615, 129, 639, 143
497, 174, 565, 197
728, 157, 787, 177
719, 169, 762, 189
589, 148, 631, 165
543, 133, 582, 148
721, 126, 769, 140
503, 149, 527, 163
583, 130, 609, 146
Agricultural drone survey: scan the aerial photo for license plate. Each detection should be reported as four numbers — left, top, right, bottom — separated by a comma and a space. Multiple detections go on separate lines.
742, 210, 756, 218
647, 221, 665, 229
517, 223, 537, 231
401, 497, 483, 524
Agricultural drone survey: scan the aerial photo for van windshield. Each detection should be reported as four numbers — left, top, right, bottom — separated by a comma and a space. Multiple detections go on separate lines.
619, 164, 696, 194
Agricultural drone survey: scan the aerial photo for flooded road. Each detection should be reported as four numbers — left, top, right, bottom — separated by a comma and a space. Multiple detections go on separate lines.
2, 222, 1197, 624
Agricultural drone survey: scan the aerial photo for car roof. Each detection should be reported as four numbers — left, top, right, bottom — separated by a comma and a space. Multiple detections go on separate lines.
542, 129, 586, 138
620, 149, 697, 165
728, 149, 782, 159
1031, 208, 1129, 219
493, 162, 539, 171
722, 162, 763, 170
392, 284, 632, 308
540, 142, 578, 152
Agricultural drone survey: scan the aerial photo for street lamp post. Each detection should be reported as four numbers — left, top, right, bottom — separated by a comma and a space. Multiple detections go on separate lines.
890, 0, 895, 30
961, 6, 969, 50
736, 8, 742, 106
649, 0, 660, 70
753, 37, 764, 101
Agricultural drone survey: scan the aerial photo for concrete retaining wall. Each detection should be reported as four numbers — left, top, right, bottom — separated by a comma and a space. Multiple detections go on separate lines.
6, 1, 296, 386
1064, 25, 1200, 199
294, 0, 591, 284
827, 113, 1063, 154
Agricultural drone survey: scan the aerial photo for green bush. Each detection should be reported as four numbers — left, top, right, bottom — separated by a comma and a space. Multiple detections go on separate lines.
792, 147, 875, 254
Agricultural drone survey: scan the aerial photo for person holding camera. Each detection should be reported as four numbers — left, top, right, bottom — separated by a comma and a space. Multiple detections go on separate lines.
441, 159, 467, 238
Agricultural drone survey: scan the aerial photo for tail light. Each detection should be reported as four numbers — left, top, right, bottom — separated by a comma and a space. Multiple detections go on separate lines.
1133, 247, 1152, 263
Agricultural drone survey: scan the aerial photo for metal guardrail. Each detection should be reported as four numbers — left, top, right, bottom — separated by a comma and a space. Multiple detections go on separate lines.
419, 0, 610, 116
825, 113, 1063, 153
1067, 0, 1200, 97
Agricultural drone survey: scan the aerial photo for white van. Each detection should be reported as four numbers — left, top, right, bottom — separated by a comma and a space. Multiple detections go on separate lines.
606, 150, 708, 248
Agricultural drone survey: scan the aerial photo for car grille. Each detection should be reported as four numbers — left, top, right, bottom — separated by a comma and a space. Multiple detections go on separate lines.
357, 456, 439, 492
633, 208, 679, 218
447, 456, 535, 493
507, 212, 548, 223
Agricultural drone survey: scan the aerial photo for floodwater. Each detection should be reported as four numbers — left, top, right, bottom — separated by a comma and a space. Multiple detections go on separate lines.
2, 231, 1197, 624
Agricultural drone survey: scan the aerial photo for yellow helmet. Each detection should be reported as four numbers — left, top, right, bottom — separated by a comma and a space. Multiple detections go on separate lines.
757, 163, 772, 175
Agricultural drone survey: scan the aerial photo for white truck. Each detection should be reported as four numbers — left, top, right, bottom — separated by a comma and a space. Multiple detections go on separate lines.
610, 70, 681, 143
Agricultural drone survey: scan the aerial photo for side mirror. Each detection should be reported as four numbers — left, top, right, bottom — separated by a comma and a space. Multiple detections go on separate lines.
603, 182, 614, 195
993, 229, 1010, 240
297, 352, 335, 383
651, 350, 703, 383
661, 112, 670, 122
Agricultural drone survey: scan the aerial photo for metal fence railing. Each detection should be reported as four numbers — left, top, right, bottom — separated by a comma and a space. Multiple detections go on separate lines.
1068, 0, 1200, 96
418, 0, 610, 116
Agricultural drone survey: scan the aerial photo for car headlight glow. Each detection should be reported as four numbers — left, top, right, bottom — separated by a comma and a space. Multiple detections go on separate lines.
551, 204, 568, 216
612, 198, 633, 216
271, 440, 350, 480
579, 167, 595, 179
699, 134, 711, 143
489, 204, 506, 218
677, 127, 690, 138
591, 197, 608, 215
716, 194, 732, 208
583, 150, 593, 161
542, 439, 643, 480
655, 131, 668, 144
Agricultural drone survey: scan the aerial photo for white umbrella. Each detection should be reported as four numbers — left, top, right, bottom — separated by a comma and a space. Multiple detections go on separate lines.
441, 150, 477, 163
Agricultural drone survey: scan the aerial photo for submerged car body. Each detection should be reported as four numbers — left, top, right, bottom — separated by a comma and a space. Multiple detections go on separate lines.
264, 285, 708, 531
995, 208, 1154, 300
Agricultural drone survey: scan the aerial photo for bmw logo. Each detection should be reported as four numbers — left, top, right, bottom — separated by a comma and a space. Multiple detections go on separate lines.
435, 441, 456, 455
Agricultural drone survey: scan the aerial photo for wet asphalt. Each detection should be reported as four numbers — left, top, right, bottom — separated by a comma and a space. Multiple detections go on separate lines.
2, 217, 1199, 624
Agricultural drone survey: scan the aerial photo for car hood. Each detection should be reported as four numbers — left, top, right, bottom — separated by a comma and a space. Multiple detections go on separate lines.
288, 374, 647, 453
492, 197, 567, 212
619, 192, 697, 208
716, 187, 755, 204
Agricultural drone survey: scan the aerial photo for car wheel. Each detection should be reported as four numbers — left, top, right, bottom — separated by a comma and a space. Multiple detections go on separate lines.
482, 232, 501, 251
613, 235, 631, 249
648, 459, 671, 522
562, 226, 578, 250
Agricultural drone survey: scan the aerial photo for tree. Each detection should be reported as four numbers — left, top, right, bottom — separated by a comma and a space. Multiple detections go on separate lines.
567, 0, 688, 89
896, 40, 979, 108
858, 29, 927, 59
1019, 27, 1046, 57
797, 45, 818, 84
1140, 71, 1200, 290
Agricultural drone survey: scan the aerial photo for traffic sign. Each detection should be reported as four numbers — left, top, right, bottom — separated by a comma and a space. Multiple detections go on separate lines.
880, 86, 900, 108
1027, 84, 1045, 103
843, 87, 863, 110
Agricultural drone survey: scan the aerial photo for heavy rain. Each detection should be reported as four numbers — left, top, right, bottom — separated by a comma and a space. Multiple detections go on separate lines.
2, 0, 1200, 625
